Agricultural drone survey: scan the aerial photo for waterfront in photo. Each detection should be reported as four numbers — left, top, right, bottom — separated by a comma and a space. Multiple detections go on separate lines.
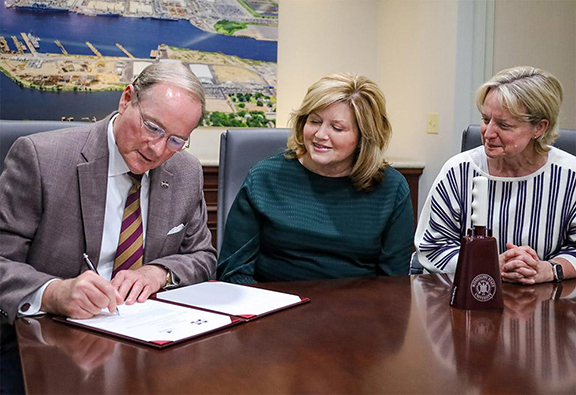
0, 72, 122, 120
0, 2, 277, 120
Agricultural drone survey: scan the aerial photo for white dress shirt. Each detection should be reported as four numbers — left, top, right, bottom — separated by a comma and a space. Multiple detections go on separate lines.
98, 114, 149, 280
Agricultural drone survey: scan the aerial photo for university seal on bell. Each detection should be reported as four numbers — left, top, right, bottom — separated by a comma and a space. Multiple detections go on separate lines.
470, 274, 497, 302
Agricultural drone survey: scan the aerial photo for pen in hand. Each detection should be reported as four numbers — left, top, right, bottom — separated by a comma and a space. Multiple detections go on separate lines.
82, 253, 120, 315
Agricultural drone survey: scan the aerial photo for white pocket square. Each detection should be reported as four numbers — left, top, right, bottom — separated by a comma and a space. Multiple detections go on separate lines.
167, 223, 186, 235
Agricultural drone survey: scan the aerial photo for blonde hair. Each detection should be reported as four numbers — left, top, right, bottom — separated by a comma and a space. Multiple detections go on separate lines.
475, 66, 563, 155
287, 73, 392, 191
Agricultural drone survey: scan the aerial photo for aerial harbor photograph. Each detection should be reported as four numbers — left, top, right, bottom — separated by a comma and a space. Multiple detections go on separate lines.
0, 0, 278, 127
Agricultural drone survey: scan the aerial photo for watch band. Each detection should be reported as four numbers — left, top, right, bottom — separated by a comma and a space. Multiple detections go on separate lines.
548, 260, 564, 283
165, 269, 176, 288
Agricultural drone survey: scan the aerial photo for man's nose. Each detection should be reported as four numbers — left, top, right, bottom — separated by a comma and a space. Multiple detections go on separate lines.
148, 136, 168, 157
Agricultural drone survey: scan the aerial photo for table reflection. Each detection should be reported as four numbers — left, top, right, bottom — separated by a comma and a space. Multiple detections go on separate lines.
17, 316, 117, 373
413, 275, 576, 391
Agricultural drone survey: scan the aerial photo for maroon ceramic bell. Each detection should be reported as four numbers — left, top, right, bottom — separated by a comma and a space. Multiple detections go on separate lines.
450, 177, 503, 310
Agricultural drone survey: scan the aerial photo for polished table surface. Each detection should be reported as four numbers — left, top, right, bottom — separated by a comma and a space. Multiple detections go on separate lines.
15, 274, 576, 394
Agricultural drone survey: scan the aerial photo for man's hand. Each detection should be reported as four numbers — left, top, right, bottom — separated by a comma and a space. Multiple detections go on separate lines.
111, 265, 167, 305
42, 271, 122, 318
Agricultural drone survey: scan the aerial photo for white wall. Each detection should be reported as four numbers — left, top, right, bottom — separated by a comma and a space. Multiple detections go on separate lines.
492, 0, 576, 129
377, 0, 461, 215
276, 0, 381, 126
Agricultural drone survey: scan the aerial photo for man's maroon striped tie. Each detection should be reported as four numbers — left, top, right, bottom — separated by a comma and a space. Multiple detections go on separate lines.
113, 172, 143, 277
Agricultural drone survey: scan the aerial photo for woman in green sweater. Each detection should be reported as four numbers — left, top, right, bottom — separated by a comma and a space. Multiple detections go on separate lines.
217, 73, 414, 284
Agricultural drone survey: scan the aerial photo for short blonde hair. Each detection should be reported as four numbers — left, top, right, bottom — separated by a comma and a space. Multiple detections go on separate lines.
475, 66, 563, 155
287, 73, 392, 191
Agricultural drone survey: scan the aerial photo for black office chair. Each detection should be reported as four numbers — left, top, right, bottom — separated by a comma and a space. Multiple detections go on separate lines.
0, 119, 87, 175
217, 128, 291, 251
410, 123, 576, 275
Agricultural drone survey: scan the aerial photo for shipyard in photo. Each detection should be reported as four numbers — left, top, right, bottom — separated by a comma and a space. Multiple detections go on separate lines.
1, 0, 277, 126
6, 0, 278, 40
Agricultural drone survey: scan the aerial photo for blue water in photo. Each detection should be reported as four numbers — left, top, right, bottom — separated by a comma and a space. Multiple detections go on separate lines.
0, 72, 123, 120
0, 3, 277, 120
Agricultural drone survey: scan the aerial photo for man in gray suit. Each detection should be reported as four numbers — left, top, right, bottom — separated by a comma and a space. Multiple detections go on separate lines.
0, 62, 217, 324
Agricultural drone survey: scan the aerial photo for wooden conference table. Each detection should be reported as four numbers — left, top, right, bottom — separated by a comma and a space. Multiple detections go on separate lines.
15, 274, 576, 394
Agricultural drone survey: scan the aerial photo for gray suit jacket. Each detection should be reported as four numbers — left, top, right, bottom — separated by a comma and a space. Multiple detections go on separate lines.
0, 114, 217, 323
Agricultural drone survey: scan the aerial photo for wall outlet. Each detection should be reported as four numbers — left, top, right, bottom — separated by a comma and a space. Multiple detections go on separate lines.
427, 113, 439, 134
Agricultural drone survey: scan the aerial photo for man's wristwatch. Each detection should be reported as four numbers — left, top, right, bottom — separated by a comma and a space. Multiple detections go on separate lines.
548, 260, 564, 283
165, 269, 176, 288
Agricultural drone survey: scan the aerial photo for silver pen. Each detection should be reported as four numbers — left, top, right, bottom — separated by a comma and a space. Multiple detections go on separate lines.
82, 253, 120, 315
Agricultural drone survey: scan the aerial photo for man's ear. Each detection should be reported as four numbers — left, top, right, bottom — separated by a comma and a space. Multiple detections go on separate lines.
118, 84, 134, 114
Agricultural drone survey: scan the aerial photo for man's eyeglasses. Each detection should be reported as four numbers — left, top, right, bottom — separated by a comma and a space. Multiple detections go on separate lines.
135, 99, 190, 152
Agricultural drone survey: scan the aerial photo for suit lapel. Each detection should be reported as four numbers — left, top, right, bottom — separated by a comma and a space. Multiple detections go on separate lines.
144, 165, 174, 262
77, 116, 112, 265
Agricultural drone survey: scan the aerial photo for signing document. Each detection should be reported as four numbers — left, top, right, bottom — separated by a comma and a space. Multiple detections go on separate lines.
68, 299, 232, 344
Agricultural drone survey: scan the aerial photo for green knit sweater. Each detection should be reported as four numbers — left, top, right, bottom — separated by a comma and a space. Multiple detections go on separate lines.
217, 153, 414, 284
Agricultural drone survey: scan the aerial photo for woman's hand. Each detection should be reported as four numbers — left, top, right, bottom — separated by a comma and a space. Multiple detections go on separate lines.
499, 243, 554, 285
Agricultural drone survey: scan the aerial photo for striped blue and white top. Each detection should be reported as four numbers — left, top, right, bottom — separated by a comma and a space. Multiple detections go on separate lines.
415, 146, 576, 273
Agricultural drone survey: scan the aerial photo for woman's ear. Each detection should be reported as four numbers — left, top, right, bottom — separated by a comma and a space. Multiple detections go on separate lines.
534, 118, 549, 139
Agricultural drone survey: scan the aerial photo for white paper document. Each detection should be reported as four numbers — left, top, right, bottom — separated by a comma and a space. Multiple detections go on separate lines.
156, 281, 304, 317
68, 299, 232, 343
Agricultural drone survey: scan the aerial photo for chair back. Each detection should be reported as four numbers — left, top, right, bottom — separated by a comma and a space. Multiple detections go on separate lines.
217, 128, 291, 251
409, 252, 423, 275
461, 124, 576, 155
1, 119, 87, 175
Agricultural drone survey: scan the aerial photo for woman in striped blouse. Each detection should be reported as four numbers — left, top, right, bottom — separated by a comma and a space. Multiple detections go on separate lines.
415, 66, 576, 284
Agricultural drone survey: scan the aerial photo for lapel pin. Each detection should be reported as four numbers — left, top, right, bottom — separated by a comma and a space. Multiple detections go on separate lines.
161, 181, 169, 189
